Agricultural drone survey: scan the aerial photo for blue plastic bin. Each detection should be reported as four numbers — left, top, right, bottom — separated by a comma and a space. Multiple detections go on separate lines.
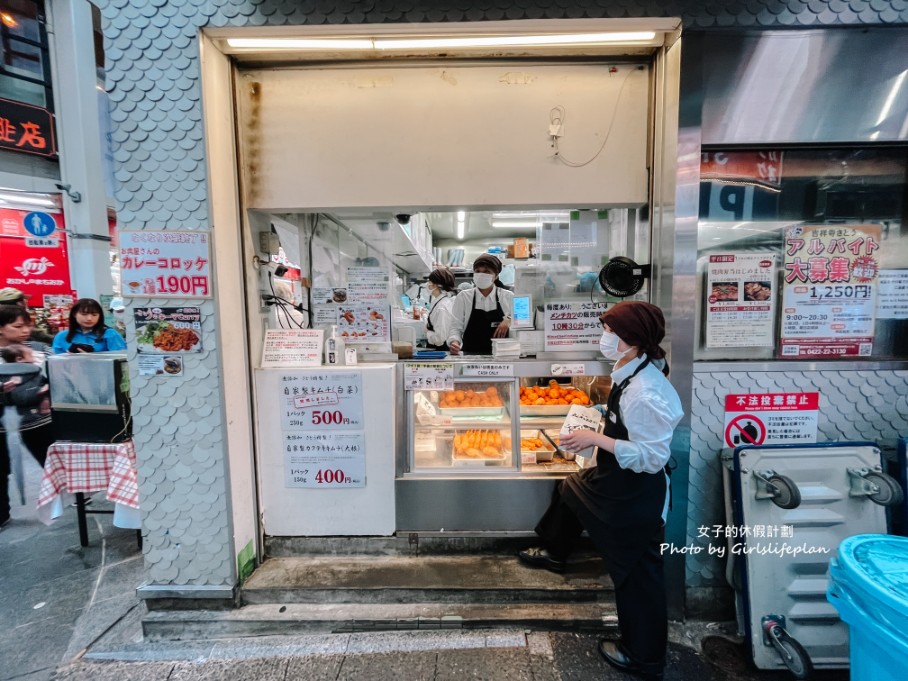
827, 534, 908, 681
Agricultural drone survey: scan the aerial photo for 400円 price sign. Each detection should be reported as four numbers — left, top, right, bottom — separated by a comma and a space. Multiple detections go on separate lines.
283, 432, 365, 488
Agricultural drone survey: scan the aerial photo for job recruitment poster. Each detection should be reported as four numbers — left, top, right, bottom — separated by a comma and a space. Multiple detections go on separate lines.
705, 253, 776, 348
781, 224, 881, 358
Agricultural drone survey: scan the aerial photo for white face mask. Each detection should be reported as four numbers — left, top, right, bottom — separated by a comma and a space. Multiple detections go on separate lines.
599, 331, 629, 361
473, 273, 495, 289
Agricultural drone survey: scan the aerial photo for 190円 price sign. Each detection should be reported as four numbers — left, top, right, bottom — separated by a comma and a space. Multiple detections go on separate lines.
279, 372, 364, 430
120, 231, 212, 298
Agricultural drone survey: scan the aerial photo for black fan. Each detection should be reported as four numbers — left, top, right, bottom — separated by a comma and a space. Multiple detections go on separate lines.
598, 257, 651, 298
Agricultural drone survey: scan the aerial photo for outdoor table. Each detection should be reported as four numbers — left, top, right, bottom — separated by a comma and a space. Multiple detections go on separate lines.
36, 440, 141, 547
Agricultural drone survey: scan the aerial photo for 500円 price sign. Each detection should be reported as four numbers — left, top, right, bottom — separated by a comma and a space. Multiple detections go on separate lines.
279, 372, 364, 430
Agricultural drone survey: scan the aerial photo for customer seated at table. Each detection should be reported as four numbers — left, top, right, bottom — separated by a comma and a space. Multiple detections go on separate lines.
1, 305, 55, 527
52, 298, 127, 354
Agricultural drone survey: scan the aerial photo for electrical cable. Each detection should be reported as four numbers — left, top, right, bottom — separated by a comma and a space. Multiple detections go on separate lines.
550, 66, 637, 168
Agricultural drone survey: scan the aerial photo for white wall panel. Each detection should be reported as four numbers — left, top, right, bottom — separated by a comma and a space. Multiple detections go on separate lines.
237, 63, 650, 211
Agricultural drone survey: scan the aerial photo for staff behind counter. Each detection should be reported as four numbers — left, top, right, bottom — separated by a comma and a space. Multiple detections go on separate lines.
447, 254, 514, 355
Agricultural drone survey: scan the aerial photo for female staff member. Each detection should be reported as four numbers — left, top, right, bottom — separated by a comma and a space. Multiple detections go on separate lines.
52, 298, 127, 354
518, 301, 683, 681
447, 254, 514, 355
0, 305, 55, 527
424, 268, 456, 351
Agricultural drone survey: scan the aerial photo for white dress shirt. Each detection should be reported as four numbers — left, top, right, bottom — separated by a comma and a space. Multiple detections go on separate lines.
609, 354, 684, 475
424, 293, 456, 347
447, 286, 514, 347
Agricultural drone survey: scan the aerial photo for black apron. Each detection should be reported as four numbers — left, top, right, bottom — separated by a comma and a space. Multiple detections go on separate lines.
461, 288, 504, 355
561, 357, 668, 586
425, 295, 449, 351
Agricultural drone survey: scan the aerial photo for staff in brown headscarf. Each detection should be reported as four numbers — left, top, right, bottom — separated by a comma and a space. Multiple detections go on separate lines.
518, 301, 683, 681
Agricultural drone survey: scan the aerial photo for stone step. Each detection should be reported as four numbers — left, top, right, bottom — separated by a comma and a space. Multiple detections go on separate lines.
241, 555, 613, 605
142, 602, 620, 641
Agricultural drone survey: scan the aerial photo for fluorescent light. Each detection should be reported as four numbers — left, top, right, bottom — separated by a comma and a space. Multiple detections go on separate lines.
456, 220, 465, 240
456, 210, 465, 221
491, 221, 539, 228
226, 31, 658, 52
374, 32, 656, 50
226, 38, 374, 49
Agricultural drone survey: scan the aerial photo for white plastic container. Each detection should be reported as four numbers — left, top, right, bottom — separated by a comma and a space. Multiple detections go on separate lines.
325, 325, 345, 365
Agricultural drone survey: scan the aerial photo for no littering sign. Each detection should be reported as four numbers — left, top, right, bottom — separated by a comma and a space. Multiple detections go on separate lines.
723, 392, 819, 448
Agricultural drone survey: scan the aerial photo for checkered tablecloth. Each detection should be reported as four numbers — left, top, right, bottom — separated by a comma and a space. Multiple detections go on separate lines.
37, 440, 139, 510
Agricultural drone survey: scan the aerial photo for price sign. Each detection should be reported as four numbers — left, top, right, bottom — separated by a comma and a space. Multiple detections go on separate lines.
279, 371, 363, 429
284, 431, 365, 488
120, 231, 212, 299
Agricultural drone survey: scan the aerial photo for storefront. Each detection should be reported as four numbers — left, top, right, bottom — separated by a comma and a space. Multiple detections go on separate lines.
97, 2, 908, 621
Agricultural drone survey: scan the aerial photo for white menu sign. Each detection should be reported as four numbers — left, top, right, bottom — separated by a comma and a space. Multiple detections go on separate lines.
260, 329, 324, 367
279, 371, 364, 429
337, 303, 391, 344
346, 266, 389, 303
544, 300, 608, 351
877, 270, 908, 320
705, 253, 776, 348
120, 231, 212, 298
279, 371, 365, 489
283, 431, 365, 488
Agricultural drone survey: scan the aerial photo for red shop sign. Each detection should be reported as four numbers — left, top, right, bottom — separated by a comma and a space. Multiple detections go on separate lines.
0, 207, 73, 299
0, 97, 57, 158
701, 151, 784, 188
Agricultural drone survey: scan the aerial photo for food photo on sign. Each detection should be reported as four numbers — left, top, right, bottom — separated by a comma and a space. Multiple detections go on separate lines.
133, 307, 203, 354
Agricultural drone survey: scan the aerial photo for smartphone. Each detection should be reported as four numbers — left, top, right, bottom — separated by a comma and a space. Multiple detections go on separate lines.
68, 343, 95, 353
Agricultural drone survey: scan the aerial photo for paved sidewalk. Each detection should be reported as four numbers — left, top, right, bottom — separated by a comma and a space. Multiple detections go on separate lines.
2, 459, 851, 681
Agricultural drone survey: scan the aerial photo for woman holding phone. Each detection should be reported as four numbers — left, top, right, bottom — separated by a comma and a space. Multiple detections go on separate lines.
52, 298, 127, 354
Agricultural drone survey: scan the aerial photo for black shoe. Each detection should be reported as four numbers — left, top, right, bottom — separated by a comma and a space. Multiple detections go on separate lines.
517, 547, 567, 574
0, 515, 10, 530
598, 639, 664, 680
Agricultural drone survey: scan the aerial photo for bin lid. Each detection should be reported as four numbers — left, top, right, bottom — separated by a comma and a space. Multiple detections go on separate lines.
835, 534, 908, 624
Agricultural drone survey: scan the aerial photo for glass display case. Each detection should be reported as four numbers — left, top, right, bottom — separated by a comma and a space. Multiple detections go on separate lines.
405, 362, 613, 477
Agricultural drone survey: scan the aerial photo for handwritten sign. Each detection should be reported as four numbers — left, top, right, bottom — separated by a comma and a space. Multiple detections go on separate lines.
120, 231, 212, 298
284, 431, 365, 488
279, 371, 363, 430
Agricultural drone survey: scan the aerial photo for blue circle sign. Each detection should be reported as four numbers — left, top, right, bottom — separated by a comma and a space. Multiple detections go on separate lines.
24, 211, 57, 237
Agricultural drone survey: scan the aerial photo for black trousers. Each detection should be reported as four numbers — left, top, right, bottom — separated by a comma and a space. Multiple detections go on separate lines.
1, 422, 54, 520
534, 481, 668, 672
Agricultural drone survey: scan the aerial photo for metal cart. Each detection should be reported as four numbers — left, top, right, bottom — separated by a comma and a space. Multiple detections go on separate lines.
720, 442, 903, 679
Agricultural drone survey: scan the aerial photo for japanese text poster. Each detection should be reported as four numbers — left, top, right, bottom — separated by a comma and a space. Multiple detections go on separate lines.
781, 224, 880, 358
705, 253, 776, 348
120, 231, 212, 298
724, 393, 819, 448
279, 372, 365, 488
544, 301, 608, 351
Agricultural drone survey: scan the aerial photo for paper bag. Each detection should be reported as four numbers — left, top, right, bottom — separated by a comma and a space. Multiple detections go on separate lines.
559, 404, 603, 468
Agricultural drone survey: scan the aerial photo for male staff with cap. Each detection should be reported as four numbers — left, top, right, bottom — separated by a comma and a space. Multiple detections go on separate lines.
447, 254, 514, 355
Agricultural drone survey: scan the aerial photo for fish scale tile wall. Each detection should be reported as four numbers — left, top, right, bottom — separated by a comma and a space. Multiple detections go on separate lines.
94, 0, 908, 589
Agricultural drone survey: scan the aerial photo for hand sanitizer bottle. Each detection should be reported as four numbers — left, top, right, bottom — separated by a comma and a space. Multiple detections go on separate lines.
325, 326, 338, 365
